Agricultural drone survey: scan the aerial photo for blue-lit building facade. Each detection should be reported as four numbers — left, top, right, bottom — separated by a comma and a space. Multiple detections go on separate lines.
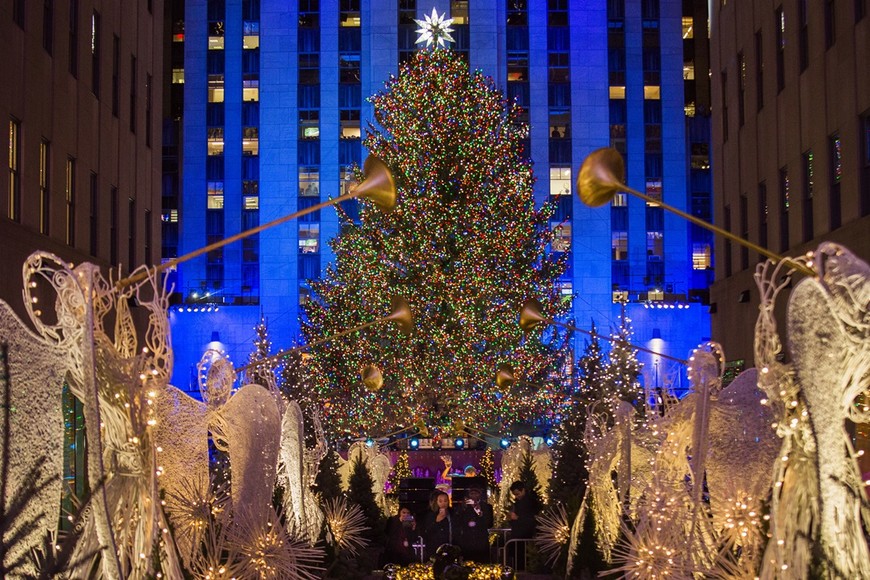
164, 0, 713, 395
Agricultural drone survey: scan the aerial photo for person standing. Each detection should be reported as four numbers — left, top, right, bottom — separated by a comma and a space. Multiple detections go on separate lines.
382, 506, 418, 566
455, 487, 493, 563
508, 480, 540, 569
421, 490, 454, 560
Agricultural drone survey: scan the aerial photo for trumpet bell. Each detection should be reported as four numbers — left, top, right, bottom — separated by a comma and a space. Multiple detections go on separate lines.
495, 363, 516, 390
386, 296, 414, 334
361, 364, 384, 391
519, 298, 548, 332
352, 156, 397, 211
575, 147, 625, 208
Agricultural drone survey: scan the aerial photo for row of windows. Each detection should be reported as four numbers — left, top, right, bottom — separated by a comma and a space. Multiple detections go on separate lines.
724, 2, 866, 139
723, 118, 870, 275
7, 119, 149, 266
12, 2, 152, 144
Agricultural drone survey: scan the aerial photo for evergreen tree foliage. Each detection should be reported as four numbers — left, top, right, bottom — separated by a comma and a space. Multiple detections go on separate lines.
481, 446, 497, 493
387, 450, 412, 493
314, 449, 344, 503
302, 48, 569, 436
601, 307, 644, 417
516, 447, 545, 512
550, 326, 604, 507
246, 312, 274, 387
345, 456, 385, 541
577, 320, 606, 393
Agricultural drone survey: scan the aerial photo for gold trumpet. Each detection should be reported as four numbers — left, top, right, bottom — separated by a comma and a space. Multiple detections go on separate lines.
235, 295, 413, 374
576, 147, 814, 278
117, 155, 397, 289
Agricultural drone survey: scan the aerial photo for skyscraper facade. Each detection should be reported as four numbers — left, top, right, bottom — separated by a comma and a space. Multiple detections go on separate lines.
710, 1, 870, 365
166, 0, 711, 394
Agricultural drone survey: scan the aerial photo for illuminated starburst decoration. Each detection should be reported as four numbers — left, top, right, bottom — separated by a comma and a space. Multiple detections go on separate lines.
414, 7, 455, 48
228, 507, 323, 580
323, 497, 369, 556
535, 504, 571, 567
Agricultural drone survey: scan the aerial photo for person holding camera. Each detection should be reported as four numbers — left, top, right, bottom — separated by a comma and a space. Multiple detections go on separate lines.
422, 490, 454, 560
383, 506, 418, 566
455, 487, 493, 563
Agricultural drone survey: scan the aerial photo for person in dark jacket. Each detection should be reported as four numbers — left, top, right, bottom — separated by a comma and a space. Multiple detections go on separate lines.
508, 480, 540, 569
455, 487, 493, 563
421, 490, 454, 560
383, 506, 419, 566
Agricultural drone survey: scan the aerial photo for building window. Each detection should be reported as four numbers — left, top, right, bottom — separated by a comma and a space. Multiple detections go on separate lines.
861, 111, 870, 215
830, 133, 842, 228
551, 223, 570, 252
8, 119, 21, 222
128, 198, 136, 269
207, 181, 224, 209
243, 126, 259, 155
647, 231, 664, 260
692, 243, 711, 270
549, 167, 571, 196
612, 232, 628, 261
825, 0, 836, 48
724, 205, 732, 276
755, 30, 764, 111
44, 0, 54, 54
110, 186, 118, 265
739, 194, 749, 269
758, 181, 768, 253
799, 0, 809, 71
89, 172, 98, 256
130, 55, 137, 133
69, 0, 78, 77
721, 70, 728, 141
737, 52, 746, 127
779, 167, 789, 251
112, 35, 120, 116
66, 158, 76, 246
13, 0, 25, 29
802, 151, 814, 241
145, 73, 152, 146
40, 140, 51, 234
91, 11, 100, 97
299, 169, 319, 197
775, 6, 785, 93
299, 223, 319, 254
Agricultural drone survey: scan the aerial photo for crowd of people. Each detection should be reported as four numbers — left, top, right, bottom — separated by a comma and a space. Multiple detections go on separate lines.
381, 480, 540, 569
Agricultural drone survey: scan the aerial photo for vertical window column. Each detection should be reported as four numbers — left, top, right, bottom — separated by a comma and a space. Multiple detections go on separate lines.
802, 151, 814, 241
40, 140, 51, 234
8, 120, 21, 222
66, 158, 76, 246
829, 134, 842, 228
91, 10, 101, 97
89, 172, 98, 256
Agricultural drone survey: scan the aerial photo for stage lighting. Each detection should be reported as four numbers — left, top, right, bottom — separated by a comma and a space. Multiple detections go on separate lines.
365, 437, 375, 447
454, 437, 465, 449
500, 438, 510, 449
409, 437, 420, 449
545, 436, 555, 447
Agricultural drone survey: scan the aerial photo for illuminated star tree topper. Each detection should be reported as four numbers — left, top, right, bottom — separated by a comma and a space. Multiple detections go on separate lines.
414, 7, 455, 49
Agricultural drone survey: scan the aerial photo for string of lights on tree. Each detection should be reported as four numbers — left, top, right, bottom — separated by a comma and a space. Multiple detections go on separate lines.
302, 48, 572, 438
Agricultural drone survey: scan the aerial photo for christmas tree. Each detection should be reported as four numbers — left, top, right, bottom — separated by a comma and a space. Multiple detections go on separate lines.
550, 323, 605, 506
481, 446, 497, 493
302, 48, 569, 436
246, 312, 274, 387
601, 306, 644, 417
315, 449, 344, 503
386, 450, 412, 493
345, 456, 385, 541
